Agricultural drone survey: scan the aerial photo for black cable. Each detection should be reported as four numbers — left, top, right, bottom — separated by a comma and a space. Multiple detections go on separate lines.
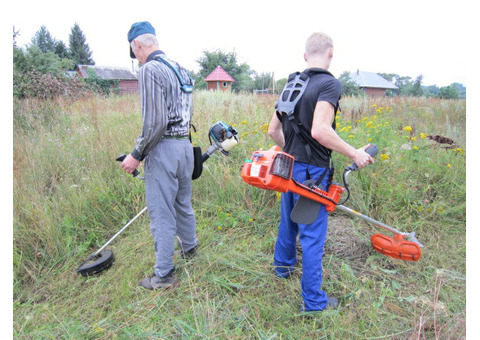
337, 168, 351, 205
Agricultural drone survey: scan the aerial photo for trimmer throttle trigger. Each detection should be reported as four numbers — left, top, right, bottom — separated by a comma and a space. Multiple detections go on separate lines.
116, 154, 140, 177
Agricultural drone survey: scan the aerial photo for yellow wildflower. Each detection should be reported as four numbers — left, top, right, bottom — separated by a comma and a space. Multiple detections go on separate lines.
403, 126, 413, 133
380, 154, 389, 161
420, 133, 428, 139
259, 123, 269, 133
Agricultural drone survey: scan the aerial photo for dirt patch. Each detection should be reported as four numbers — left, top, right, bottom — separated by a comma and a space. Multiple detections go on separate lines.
325, 215, 371, 261
427, 135, 459, 149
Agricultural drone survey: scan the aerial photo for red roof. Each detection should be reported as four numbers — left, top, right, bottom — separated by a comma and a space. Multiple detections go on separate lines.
204, 66, 235, 82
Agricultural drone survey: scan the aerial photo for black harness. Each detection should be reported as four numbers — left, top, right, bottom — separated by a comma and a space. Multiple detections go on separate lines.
275, 69, 338, 189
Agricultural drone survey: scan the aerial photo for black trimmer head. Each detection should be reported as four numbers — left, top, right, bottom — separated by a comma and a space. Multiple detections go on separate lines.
77, 250, 115, 277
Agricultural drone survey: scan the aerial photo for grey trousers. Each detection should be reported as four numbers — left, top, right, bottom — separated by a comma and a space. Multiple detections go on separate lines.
144, 138, 197, 277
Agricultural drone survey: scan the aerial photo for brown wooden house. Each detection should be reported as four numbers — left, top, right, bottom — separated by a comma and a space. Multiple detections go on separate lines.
77, 65, 138, 94
204, 66, 235, 91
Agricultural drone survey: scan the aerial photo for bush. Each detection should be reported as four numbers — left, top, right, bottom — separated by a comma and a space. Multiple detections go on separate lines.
13, 70, 91, 100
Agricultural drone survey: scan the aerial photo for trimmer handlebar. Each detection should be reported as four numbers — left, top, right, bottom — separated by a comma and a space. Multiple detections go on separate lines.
346, 144, 378, 171
116, 154, 140, 178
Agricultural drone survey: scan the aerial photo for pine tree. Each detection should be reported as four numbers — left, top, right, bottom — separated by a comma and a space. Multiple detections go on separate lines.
54, 41, 70, 59
31, 26, 56, 54
68, 22, 94, 66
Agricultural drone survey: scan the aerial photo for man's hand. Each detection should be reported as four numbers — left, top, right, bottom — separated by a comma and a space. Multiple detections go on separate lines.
351, 145, 375, 170
121, 154, 141, 174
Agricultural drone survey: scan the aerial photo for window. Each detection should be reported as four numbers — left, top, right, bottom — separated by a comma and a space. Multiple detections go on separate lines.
223, 82, 227, 87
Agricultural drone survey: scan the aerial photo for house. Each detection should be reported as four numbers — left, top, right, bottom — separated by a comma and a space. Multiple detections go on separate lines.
76, 65, 138, 94
349, 70, 398, 97
204, 66, 235, 91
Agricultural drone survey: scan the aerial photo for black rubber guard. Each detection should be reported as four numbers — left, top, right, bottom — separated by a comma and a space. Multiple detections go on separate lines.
77, 249, 115, 277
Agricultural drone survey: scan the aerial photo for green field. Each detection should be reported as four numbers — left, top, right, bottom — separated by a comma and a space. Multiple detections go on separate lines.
13, 92, 466, 339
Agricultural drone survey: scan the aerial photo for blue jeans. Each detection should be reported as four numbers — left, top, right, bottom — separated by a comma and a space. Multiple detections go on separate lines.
273, 161, 330, 311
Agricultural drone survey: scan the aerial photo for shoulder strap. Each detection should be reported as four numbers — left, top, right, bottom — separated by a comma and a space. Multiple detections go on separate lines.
154, 56, 194, 93
276, 72, 310, 117
275, 69, 337, 171
276, 72, 313, 160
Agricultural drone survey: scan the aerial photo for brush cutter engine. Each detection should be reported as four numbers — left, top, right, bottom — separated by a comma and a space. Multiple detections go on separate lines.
241, 146, 344, 212
203, 121, 239, 161
241, 145, 423, 262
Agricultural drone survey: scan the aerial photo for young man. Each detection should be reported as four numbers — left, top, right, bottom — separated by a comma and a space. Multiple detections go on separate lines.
121, 21, 197, 289
268, 32, 373, 312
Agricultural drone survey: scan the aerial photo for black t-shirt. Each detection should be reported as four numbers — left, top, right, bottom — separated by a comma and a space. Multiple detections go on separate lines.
279, 68, 342, 168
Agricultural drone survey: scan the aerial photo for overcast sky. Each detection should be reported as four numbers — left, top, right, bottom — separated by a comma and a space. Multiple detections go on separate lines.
12, 0, 471, 86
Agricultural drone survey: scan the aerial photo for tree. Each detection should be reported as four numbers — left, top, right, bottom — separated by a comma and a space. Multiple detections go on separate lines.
196, 49, 253, 92
68, 22, 94, 67
402, 75, 425, 97
14, 45, 73, 76
13, 26, 20, 47
437, 84, 460, 99
31, 26, 56, 54
423, 85, 440, 97
252, 72, 275, 93
54, 41, 70, 59
338, 71, 364, 97
276, 78, 287, 94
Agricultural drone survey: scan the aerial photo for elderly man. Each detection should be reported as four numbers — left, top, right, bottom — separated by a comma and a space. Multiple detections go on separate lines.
122, 21, 197, 290
268, 32, 373, 312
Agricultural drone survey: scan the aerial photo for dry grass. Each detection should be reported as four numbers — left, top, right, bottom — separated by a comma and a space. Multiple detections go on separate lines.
13, 92, 466, 339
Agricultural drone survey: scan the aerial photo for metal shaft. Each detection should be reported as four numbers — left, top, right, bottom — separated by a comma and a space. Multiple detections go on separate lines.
336, 204, 404, 236
94, 207, 148, 256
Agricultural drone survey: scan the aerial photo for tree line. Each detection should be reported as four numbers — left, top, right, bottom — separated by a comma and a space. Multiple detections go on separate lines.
13, 25, 465, 100
338, 72, 465, 99
13, 24, 99, 99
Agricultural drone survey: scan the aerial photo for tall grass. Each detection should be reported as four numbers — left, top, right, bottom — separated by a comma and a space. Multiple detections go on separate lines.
13, 92, 466, 339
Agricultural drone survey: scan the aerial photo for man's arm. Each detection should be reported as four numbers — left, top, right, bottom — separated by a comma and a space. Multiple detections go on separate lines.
268, 112, 285, 148
311, 101, 373, 169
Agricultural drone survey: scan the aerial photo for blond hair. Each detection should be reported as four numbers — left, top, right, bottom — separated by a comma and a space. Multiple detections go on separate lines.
305, 32, 333, 57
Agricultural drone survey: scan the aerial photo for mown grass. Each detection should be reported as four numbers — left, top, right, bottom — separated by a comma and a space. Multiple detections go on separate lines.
13, 92, 466, 339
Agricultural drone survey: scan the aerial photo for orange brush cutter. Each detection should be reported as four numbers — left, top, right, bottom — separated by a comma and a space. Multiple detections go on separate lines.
241, 145, 423, 262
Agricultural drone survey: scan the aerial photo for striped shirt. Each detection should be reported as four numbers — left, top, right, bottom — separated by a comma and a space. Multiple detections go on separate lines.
131, 51, 193, 161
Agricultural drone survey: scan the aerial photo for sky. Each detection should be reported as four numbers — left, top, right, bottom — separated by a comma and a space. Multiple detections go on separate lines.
11, 0, 473, 87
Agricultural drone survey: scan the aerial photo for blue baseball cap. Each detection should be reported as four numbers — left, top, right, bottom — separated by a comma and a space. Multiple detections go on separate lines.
128, 21, 156, 58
